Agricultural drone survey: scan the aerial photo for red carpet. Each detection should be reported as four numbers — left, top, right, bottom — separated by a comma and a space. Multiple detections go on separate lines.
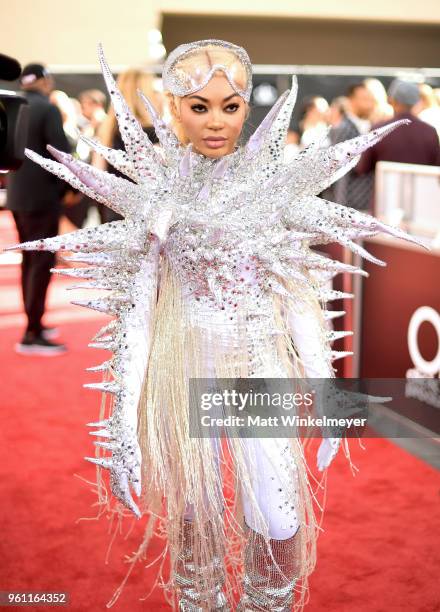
1, 210, 439, 611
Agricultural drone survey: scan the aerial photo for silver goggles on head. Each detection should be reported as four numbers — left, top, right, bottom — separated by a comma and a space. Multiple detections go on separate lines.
162, 39, 253, 102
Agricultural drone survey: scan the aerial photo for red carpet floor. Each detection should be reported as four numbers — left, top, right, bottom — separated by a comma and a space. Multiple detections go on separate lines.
1, 210, 439, 612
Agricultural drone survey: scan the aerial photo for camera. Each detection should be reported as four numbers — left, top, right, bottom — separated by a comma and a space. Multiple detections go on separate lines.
0, 53, 29, 172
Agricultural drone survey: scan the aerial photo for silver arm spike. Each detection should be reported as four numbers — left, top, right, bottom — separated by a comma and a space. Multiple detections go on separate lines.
85, 361, 112, 373
93, 441, 118, 451
313, 197, 429, 252
331, 350, 354, 361
60, 251, 140, 270
137, 89, 181, 154
88, 340, 117, 351
78, 134, 140, 183
5, 220, 130, 254
245, 90, 290, 158
89, 429, 112, 438
51, 267, 101, 279
274, 119, 411, 198
47, 145, 139, 217
327, 330, 354, 342
85, 456, 113, 469
86, 419, 110, 427
317, 289, 354, 301
91, 321, 117, 341
97, 44, 164, 180
23, 148, 111, 206
303, 252, 369, 277
324, 310, 346, 320
267, 76, 298, 164
71, 296, 128, 315
84, 381, 121, 394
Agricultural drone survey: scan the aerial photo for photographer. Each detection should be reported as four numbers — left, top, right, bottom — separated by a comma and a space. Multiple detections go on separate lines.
6, 63, 70, 354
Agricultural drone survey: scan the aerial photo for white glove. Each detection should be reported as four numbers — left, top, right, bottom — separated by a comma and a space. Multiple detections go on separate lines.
287, 299, 342, 471
317, 437, 341, 471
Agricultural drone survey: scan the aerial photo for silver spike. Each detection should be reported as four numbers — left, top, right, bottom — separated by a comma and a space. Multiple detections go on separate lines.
89, 429, 112, 438
88, 340, 116, 351
5, 219, 129, 254
326, 330, 354, 342
331, 350, 354, 361
47, 145, 136, 217
67, 280, 118, 291
85, 361, 112, 373
86, 419, 110, 427
91, 320, 118, 341
179, 146, 193, 177
83, 381, 121, 394
137, 89, 180, 153
51, 267, 100, 279
98, 44, 163, 179
84, 456, 113, 469
71, 296, 127, 315
78, 133, 139, 182
323, 310, 346, 320
305, 254, 369, 277
318, 289, 354, 301
245, 90, 290, 158
93, 441, 117, 451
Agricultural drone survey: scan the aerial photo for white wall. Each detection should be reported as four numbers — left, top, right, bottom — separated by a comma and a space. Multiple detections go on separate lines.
1, 0, 160, 70
158, 0, 440, 24
2, 0, 440, 70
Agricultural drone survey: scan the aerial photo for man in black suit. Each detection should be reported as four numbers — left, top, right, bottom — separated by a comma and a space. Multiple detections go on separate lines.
326, 83, 376, 212
6, 63, 70, 354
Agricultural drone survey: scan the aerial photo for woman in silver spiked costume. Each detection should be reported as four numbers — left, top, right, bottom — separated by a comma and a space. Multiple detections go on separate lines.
6, 40, 427, 610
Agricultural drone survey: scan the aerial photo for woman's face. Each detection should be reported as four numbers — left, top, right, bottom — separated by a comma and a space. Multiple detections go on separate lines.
175, 73, 248, 159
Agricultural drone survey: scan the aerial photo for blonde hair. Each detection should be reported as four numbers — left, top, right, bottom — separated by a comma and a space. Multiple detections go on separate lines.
164, 46, 249, 145
419, 83, 439, 109
165, 93, 190, 145
98, 68, 163, 148
78, 88, 106, 107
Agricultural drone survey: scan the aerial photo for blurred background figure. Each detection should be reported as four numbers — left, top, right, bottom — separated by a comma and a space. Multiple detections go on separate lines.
56, 88, 109, 231
364, 77, 393, 123
284, 129, 300, 161
327, 95, 348, 128
325, 83, 376, 211
296, 95, 330, 148
6, 63, 70, 355
413, 83, 440, 140
78, 88, 107, 139
76, 89, 107, 165
93, 68, 163, 223
50, 89, 79, 149
285, 95, 346, 162
49, 89, 86, 232
357, 78, 440, 211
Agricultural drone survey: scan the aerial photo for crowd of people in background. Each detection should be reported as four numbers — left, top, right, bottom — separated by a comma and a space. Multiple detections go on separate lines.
287, 78, 440, 211
3, 61, 440, 355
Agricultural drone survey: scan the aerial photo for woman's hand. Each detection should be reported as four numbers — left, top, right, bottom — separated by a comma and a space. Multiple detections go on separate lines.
317, 437, 341, 471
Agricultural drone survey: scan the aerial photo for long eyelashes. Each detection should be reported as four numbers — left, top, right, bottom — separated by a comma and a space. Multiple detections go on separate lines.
190, 103, 240, 114
190, 104, 207, 113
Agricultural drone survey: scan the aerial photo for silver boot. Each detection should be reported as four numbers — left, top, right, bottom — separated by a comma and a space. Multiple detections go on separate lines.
237, 526, 300, 611
174, 520, 229, 611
